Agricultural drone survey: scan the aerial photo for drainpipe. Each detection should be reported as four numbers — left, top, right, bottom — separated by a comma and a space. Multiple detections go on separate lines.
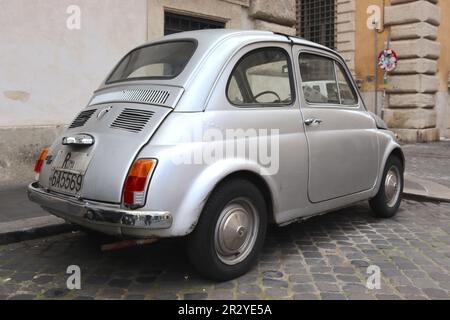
374, 27, 379, 116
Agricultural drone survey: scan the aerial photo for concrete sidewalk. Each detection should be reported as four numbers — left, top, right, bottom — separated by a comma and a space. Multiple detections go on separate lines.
403, 141, 450, 202
0, 141, 449, 244
0, 184, 73, 244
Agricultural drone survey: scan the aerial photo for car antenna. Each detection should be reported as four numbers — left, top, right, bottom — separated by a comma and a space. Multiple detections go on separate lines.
273, 32, 295, 45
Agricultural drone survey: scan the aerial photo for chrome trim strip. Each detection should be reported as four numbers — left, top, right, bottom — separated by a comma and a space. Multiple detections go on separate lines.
62, 134, 95, 146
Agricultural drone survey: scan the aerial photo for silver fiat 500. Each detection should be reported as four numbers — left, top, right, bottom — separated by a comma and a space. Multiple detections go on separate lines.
28, 29, 404, 280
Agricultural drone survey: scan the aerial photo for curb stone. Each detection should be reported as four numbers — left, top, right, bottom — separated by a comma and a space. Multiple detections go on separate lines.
0, 216, 74, 245
404, 175, 450, 203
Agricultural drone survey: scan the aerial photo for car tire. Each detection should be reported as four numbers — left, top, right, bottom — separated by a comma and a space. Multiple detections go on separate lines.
369, 155, 404, 218
187, 178, 268, 281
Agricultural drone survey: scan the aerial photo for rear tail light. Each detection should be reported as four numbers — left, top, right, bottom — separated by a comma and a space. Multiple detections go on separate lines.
123, 159, 157, 208
34, 148, 49, 173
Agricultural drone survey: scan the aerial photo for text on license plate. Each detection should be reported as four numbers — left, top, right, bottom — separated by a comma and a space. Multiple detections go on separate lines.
48, 150, 93, 195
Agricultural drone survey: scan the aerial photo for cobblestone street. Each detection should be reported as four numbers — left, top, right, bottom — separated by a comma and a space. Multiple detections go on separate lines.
0, 199, 449, 300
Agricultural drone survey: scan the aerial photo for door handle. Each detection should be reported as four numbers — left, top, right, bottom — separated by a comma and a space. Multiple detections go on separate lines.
304, 118, 323, 126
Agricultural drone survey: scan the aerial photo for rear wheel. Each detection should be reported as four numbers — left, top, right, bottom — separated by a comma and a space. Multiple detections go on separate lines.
369, 155, 404, 218
187, 179, 267, 281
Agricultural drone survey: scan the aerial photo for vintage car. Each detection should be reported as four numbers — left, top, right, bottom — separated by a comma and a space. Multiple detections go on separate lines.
28, 29, 404, 281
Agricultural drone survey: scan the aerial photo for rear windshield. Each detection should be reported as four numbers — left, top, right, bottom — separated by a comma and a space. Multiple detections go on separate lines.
106, 41, 196, 83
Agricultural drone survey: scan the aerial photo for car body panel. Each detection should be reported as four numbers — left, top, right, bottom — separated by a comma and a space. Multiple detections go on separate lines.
302, 107, 380, 202
139, 108, 309, 235
292, 46, 380, 203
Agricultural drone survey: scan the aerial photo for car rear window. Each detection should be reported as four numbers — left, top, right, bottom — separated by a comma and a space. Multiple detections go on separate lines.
106, 41, 196, 83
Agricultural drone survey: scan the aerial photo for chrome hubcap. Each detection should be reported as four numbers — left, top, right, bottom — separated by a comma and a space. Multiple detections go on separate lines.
385, 166, 401, 208
214, 198, 259, 265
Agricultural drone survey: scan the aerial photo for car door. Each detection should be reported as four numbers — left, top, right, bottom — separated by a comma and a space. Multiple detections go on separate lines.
294, 47, 379, 203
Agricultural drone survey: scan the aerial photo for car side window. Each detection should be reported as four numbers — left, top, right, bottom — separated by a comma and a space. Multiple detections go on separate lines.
299, 53, 357, 106
334, 63, 358, 105
299, 53, 339, 104
227, 76, 244, 104
227, 48, 294, 106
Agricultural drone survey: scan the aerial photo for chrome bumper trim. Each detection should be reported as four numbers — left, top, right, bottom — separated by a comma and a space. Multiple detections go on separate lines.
27, 182, 172, 231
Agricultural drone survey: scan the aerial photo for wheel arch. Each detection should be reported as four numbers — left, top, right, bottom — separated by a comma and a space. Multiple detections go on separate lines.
172, 160, 279, 237
372, 138, 405, 198
390, 147, 405, 170
212, 170, 275, 224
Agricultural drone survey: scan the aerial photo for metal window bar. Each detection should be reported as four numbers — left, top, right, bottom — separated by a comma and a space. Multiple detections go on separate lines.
297, 0, 337, 50
164, 12, 225, 35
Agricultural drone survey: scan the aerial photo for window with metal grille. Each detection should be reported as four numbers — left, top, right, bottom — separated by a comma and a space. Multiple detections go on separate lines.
164, 12, 225, 35
297, 0, 336, 49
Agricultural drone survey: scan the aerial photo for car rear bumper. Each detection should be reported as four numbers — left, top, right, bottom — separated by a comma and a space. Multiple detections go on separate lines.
27, 182, 172, 238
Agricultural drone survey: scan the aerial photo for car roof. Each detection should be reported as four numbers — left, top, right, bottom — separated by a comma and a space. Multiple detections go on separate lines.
146, 29, 333, 53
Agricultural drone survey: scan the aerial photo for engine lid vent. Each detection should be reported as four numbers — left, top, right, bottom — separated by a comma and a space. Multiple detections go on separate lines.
69, 109, 97, 129
110, 108, 154, 133
90, 89, 170, 106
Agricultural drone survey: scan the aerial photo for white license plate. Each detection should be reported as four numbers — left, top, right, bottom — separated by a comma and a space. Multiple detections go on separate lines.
48, 150, 93, 195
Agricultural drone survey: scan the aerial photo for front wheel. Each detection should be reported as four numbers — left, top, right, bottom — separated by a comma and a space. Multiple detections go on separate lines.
369, 155, 404, 218
187, 179, 267, 281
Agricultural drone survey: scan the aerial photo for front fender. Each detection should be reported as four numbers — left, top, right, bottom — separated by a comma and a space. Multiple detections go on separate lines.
372, 130, 404, 197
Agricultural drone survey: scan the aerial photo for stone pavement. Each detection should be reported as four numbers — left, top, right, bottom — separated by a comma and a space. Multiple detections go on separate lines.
0, 199, 449, 300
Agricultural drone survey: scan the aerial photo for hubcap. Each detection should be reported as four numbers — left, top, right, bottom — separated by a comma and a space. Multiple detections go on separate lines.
385, 166, 401, 208
214, 198, 259, 265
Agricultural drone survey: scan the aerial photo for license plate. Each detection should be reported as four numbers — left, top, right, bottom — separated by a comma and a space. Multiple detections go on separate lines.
48, 150, 93, 196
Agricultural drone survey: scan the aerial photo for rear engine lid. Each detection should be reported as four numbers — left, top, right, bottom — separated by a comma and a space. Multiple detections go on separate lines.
39, 102, 172, 203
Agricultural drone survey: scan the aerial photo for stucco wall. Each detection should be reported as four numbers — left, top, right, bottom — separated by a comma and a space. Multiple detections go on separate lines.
0, 0, 147, 185
0, 0, 148, 128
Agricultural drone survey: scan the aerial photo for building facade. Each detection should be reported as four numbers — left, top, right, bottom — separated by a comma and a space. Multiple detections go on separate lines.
297, 0, 450, 143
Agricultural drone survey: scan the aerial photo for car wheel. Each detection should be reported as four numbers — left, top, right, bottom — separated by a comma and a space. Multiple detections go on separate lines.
369, 155, 404, 218
187, 178, 268, 281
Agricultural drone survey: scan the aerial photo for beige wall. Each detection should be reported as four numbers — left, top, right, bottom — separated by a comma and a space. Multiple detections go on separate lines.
437, 0, 450, 137
0, 0, 147, 127
437, 0, 450, 91
355, 0, 449, 94
355, 0, 390, 92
